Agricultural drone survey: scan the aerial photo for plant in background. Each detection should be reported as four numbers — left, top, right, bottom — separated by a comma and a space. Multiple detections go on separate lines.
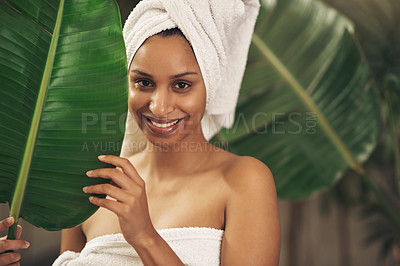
213, 0, 380, 199
0, 0, 128, 238
321, 0, 400, 261
211, 0, 399, 262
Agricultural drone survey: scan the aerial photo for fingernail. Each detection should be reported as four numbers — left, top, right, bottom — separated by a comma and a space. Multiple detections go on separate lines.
98, 155, 105, 160
82, 186, 88, 192
89, 196, 94, 201
25, 241, 30, 248
86, 170, 93, 176
5, 217, 13, 224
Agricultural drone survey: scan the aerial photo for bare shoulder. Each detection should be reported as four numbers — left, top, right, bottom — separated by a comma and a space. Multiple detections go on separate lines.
222, 155, 275, 193
228, 155, 272, 174
218, 154, 281, 265
206, 146, 275, 195
221, 155, 278, 218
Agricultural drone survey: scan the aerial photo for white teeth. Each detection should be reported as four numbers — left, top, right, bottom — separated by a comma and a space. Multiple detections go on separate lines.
150, 119, 179, 128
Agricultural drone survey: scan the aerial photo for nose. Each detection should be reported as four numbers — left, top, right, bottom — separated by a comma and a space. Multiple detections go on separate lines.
149, 89, 174, 117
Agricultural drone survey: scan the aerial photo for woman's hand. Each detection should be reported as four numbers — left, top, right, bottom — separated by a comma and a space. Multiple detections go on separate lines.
83, 155, 155, 247
0, 217, 29, 266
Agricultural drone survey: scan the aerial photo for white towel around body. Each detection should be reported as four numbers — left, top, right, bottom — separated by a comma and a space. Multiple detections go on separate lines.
52, 227, 224, 266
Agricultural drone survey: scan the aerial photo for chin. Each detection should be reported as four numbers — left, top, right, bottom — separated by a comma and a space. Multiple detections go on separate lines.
144, 133, 187, 151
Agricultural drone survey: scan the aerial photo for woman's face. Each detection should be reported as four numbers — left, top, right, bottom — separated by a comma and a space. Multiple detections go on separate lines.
128, 34, 206, 147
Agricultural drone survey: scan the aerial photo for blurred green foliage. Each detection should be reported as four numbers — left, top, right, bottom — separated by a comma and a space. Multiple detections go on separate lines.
321, 0, 400, 260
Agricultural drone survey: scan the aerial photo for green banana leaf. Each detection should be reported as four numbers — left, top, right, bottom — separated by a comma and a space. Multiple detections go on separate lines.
322, 0, 400, 91
213, 0, 381, 199
0, 0, 128, 234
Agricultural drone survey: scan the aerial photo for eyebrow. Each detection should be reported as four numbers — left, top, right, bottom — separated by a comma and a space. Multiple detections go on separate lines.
171, 72, 198, 79
131, 69, 198, 79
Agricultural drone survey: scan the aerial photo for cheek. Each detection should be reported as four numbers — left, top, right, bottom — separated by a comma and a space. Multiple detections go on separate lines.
181, 92, 206, 119
196, 87, 207, 117
128, 89, 136, 113
128, 88, 147, 120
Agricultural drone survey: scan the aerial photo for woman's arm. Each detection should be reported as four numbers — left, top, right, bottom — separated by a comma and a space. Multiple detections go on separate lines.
83, 155, 184, 265
60, 225, 86, 254
221, 156, 281, 266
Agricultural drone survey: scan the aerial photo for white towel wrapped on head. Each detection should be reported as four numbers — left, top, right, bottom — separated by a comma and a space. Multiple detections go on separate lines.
121, 0, 260, 157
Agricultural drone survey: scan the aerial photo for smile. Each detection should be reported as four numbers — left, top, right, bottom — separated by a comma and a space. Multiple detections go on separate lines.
149, 119, 180, 128
143, 115, 185, 134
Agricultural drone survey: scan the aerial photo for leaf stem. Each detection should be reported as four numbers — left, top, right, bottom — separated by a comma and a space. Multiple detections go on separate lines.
7, 0, 65, 239
6, 223, 17, 240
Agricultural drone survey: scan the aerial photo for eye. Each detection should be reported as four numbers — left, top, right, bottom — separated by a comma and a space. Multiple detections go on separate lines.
174, 82, 190, 90
135, 79, 153, 89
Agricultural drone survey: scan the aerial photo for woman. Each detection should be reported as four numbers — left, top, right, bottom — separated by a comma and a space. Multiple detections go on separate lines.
55, 0, 280, 265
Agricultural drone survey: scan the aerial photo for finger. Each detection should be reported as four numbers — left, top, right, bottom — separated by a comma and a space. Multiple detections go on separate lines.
0, 252, 21, 265
15, 226, 22, 240
1, 226, 23, 243
86, 167, 134, 189
98, 155, 144, 187
0, 239, 29, 253
0, 217, 14, 233
88, 196, 125, 216
83, 183, 133, 203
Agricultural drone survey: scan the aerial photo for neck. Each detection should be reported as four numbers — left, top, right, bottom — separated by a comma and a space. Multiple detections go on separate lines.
142, 133, 213, 180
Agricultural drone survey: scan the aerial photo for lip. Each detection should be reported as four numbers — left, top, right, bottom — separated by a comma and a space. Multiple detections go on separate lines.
143, 115, 185, 135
